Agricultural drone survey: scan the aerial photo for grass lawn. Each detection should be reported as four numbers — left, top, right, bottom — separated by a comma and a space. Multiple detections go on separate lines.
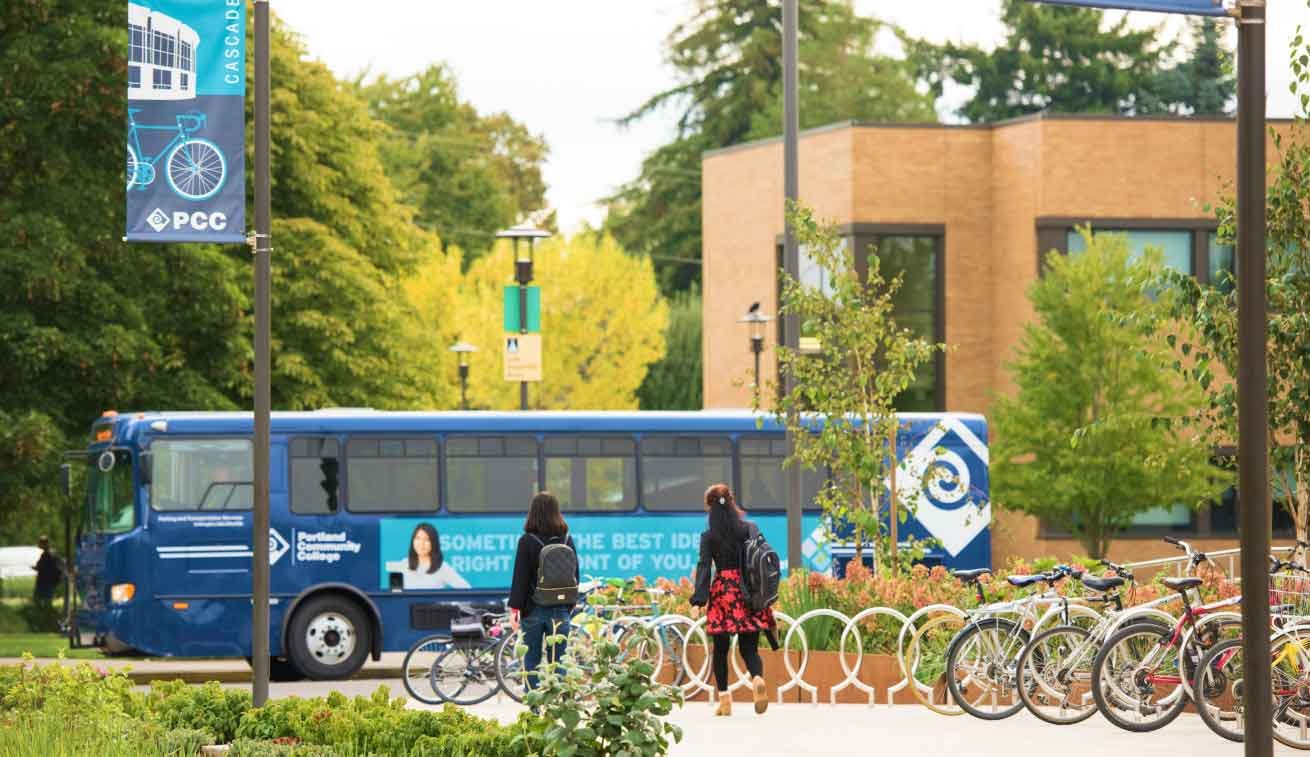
0, 633, 102, 659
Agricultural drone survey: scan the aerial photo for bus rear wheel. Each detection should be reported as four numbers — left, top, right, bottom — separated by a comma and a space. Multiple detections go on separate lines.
286, 595, 371, 680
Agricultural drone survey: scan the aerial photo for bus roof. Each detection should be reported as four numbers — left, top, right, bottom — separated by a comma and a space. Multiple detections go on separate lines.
93, 409, 986, 445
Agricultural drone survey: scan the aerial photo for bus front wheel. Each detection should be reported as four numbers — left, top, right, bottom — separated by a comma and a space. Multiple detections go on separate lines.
285, 594, 371, 680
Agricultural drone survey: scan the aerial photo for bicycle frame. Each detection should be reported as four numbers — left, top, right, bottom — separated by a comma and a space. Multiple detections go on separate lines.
1137, 592, 1242, 689
128, 112, 193, 172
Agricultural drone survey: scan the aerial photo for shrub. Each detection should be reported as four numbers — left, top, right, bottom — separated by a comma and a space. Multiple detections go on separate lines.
147, 679, 252, 743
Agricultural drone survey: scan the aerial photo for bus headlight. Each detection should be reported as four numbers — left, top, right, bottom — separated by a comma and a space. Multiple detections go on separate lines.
110, 583, 136, 604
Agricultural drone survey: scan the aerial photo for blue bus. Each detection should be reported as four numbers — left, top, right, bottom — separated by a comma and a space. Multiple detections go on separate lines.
73, 409, 989, 680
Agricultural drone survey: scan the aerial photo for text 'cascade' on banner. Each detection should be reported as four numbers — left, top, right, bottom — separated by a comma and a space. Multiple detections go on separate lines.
126, 0, 245, 243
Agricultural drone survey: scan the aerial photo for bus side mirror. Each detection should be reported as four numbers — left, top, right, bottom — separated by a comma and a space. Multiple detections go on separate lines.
139, 452, 153, 485
59, 463, 72, 498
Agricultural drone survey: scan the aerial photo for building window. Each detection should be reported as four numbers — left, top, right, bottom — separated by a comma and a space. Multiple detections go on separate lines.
1208, 232, 1235, 293
446, 436, 539, 513
152, 68, 172, 90
180, 72, 189, 90
641, 436, 732, 512
179, 40, 193, 73
129, 65, 142, 89
290, 438, 339, 515
346, 438, 437, 513
129, 24, 146, 64
1067, 229, 1194, 274
151, 29, 175, 69
544, 436, 637, 512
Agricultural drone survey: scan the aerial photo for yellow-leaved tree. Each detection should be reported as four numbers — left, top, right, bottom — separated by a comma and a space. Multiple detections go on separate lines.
401, 236, 466, 408
452, 233, 669, 410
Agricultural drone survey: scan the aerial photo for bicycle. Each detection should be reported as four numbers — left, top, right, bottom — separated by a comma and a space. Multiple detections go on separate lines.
1015, 553, 1185, 725
1192, 556, 1310, 746
1090, 536, 1242, 733
127, 108, 227, 201
941, 563, 1102, 720
402, 607, 512, 706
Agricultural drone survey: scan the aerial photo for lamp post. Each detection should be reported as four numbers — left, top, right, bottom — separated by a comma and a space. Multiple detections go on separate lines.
738, 307, 773, 396
496, 223, 550, 411
449, 342, 477, 410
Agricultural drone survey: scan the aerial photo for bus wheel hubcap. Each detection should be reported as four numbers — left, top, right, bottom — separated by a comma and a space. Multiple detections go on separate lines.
306, 613, 355, 663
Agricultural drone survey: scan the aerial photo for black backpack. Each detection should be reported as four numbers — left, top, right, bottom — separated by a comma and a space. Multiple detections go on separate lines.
530, 534, 579, 607
739, 524, 781, 611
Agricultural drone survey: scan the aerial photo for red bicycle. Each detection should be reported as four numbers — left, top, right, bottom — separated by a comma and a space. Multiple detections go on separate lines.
1090, 536, 1241, 732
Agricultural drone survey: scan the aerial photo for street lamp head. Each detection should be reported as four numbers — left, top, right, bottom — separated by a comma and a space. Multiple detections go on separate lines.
738, 307, 773, 342
496, 223, 551, 260
449, 341, 477, 369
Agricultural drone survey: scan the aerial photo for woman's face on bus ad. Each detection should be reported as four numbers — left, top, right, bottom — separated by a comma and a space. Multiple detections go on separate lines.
412, 528, 432, 560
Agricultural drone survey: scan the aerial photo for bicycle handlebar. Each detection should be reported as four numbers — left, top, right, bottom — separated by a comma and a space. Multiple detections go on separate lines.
1163, 536, 1212, 570
1098, 558, 1135, 581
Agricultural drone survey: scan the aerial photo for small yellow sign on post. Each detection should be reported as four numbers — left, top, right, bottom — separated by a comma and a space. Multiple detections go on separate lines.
503, 333, 542, 382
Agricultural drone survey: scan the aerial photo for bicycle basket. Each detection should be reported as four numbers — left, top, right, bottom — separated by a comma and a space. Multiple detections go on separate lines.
450, 617, 486, 640
1270, 572, 1310, 618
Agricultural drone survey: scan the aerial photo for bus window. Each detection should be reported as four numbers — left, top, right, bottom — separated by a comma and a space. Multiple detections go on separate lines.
446, 436, 538, 513
290, 438, 340, 515
738, 437, 823, 511
345, 438, 437, 513
544, 436, 636, 512
150, 439, 253, 511
641, 436, 732, 511
87, 449, 135, 532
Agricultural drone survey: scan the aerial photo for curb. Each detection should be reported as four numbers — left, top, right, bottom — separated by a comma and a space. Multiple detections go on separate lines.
124, 667, 404, 685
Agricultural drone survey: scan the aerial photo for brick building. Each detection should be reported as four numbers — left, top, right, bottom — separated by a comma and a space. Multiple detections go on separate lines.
700, 113, 1292, 565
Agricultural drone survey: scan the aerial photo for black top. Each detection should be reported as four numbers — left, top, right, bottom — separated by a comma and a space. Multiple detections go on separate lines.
507, 532, 579, 616
690, 522, 757, 606
34, 551, 61, 594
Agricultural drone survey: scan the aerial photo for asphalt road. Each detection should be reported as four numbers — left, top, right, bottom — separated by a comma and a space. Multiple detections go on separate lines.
245, 678, 1294, 757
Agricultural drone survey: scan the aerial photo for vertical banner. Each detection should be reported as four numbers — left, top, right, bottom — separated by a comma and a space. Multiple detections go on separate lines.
126, 1, 245, 242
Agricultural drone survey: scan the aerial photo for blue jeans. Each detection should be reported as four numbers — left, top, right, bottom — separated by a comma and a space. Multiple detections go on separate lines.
521, 604, 572, 689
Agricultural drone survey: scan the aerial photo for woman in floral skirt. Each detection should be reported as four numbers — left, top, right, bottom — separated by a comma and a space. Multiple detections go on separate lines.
689, 483, 775, 716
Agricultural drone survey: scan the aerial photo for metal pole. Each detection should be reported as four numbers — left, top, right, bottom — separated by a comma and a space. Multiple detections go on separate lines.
751, 338, 762, 394
518, 240, 529, 411
251, 0, 272, 708
782, 0, 802, 574
1237, 2, 1269, 753
459, 365, 469, 410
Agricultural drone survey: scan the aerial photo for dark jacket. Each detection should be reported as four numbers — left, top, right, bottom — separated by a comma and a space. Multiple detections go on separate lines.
508, 532, 579, 617
690, 521, 759, 607
33, 551, 62, 599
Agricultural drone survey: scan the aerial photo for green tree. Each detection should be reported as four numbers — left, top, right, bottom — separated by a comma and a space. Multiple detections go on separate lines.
916, 0, 1176, 123
606, 0, 934, 296
637, 288, 703, 410
1139, 19, 1235, 116
353, 65, 550, 258
766, 204, 945, 565
992, 232, 1229, 558
1161, 27, 1310, 558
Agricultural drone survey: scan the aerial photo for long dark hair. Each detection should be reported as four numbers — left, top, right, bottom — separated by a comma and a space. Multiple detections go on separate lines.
408, 523, 442, 573
705, 483, 747, 543
525, 491, 568, 539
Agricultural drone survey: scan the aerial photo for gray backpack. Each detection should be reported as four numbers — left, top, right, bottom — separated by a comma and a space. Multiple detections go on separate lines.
530, 534, 578, 607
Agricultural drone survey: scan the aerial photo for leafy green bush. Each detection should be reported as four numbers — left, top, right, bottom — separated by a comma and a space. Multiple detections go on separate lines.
517, 626, 683, 756
147, 679, 252, 743
0, 576, 35, 600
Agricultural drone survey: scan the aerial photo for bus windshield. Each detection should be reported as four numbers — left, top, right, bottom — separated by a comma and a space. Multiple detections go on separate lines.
87, 449, 135, 534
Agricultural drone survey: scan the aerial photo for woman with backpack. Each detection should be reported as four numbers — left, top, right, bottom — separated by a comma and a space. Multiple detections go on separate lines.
508, 491, 580, 689
690, 483, 776, 716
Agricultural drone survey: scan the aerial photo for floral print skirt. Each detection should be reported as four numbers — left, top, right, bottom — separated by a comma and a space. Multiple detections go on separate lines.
706, 568, 776, 636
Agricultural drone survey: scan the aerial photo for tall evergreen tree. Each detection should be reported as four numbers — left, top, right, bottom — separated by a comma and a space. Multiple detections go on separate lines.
1139, 19, 1235, 116
605, 0, 934, 296
637, 288, 703, 410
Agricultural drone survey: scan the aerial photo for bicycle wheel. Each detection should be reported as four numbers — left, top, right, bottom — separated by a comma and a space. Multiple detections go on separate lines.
904, 613, 966, 716
166, 138, 226, 201
1272, 626, 1310, 750
431, 642, 499, 706
649, 616, 691, 687
401, 634, 450, 705
609, 617, 664, 673
945, 617, 1030, 720
1194, 637, 1245, 743
1016, 624, 1098, 725
494, 629, 527, 704
126, 143, 139, 190
1091, 623, 1187, 732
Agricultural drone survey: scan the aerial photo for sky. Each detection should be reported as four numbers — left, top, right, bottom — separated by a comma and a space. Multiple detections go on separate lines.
272, 1, 1310, 234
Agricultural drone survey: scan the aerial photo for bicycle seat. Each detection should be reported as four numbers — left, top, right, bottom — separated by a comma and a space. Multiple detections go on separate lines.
1163, 576, 1203, 592
1081, 575, 1125, 592
952, 568, 991, 583
1006, 574, 1047, 588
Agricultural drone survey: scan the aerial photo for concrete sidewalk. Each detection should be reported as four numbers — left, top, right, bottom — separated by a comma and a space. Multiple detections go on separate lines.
0, 654, 406, 684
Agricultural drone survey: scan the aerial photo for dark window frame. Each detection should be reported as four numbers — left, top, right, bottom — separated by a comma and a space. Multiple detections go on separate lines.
1035, 218, 1225, 285
639, 434, 734, 512
343, 435, 440, 514
543, 434, 639, 513
775, 223, 946, 411
147, 436, 254, 512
